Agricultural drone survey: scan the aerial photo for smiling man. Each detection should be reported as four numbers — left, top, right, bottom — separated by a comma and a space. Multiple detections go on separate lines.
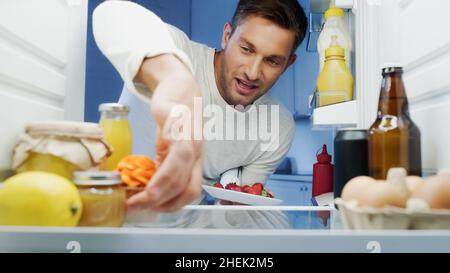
93, 0, 308, 213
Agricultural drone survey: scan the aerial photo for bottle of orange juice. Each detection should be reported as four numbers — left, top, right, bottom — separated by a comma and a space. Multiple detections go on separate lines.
99, 103, 132, 171
316, 36, 354, 107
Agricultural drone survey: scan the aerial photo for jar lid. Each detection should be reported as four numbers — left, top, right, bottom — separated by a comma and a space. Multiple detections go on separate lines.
73, 171, 122, 186
25, 121, 104, 139
99, 103, 130, 113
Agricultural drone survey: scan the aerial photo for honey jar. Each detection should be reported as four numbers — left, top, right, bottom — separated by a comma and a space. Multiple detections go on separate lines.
12, 121, 112, 180
74, 171, 126, 227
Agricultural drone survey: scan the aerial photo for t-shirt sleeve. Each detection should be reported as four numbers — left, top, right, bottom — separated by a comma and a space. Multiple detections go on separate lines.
92, 1, 194, 104
240, 111, 295, 185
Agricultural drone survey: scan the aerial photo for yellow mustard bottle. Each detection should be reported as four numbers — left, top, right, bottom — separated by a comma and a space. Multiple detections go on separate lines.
99, 103, 132, 171
316, 36, 354, 107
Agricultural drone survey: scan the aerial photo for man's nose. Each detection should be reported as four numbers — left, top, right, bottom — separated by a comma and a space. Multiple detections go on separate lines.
245, 58, 262, 81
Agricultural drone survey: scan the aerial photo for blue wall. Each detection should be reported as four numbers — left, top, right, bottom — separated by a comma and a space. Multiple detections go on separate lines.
85, 0, 123, 123
287, 122, 334, 175
85, 0, 192, 123
191, 0, 238, 49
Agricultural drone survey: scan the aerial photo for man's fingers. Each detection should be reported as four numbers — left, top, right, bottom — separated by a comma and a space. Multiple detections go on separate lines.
141, 141, 196, 208
151, 158, 203, 212
126, 152, 201, 212
126, 187, 157, 209
126, 152, 186, 209
126, 142, 189, 209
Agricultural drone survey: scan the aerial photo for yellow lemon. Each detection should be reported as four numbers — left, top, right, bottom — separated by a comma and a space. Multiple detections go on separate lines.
0, 172, 82, 226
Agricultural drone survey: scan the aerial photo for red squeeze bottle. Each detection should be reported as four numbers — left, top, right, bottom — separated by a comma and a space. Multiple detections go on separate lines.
312, 144, 334, 197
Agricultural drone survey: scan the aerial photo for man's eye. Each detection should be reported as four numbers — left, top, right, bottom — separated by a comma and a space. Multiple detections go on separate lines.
267, 59, 280, 66
241, 46, 251, 53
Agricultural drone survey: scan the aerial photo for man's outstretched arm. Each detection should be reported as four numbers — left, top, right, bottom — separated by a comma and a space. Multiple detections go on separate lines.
93, 1, 203, 212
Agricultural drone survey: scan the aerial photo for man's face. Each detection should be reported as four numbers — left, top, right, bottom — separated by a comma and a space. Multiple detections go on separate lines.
216, 16, 297, 107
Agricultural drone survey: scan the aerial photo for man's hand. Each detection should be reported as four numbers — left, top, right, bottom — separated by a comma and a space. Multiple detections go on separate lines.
126, 54, 203, 213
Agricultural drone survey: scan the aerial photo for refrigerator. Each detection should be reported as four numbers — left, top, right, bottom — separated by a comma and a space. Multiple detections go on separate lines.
1, 0, 450, 253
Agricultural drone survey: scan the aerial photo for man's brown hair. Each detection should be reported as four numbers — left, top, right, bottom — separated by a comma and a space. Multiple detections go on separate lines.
231, 0, 308, 53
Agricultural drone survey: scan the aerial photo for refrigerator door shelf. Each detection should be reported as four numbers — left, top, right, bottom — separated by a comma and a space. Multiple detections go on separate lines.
335, 0, 355, 10
310, 0, 354, 14
312, 100, 358, 130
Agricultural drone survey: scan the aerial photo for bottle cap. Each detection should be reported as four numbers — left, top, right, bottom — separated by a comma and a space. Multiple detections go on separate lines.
99, 103, 130, 113
381, 66, 404, 75
325, 8, 345, 20
317, 145, 332, 163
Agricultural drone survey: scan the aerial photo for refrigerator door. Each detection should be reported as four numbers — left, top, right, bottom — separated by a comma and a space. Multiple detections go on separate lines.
0, 0, 88, 170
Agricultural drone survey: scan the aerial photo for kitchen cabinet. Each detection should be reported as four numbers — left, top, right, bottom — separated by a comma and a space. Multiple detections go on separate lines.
266, 175, 312, 206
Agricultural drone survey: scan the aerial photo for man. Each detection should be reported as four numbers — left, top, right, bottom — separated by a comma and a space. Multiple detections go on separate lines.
93, 0, 308, 213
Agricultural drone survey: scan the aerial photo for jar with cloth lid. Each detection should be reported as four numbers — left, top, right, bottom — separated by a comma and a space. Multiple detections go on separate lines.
12, 121, 112, 179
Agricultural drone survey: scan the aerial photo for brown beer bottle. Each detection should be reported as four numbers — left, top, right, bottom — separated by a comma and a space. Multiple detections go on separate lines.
368, 67, 422, 179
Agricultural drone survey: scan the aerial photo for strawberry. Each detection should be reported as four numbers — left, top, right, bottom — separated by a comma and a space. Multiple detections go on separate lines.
213, 182, 224, 189
246, 187, 259, 195
242, 185, 250, 193
233, 186, 243, 192
251, 183, 264, 195
225, 183, 242, 192
225, 183, 236, 190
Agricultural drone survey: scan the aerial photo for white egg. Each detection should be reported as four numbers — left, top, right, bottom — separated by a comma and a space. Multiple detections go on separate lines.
341, 176, 376, 203
410, 174, 450, 209
357, 182, 407, 208
405, 176, 425, 193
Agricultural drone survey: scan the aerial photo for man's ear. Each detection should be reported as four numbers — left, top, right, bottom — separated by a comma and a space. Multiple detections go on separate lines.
221, 22, 233, 50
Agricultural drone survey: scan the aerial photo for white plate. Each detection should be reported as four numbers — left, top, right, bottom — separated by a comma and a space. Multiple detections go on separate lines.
202, 185, 283, 206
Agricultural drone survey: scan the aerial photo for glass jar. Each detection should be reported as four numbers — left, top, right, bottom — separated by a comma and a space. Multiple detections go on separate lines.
12, 121, 112, 180
17, 153, 78, 180
99, 103, 133, 171
74, 171, 126, 227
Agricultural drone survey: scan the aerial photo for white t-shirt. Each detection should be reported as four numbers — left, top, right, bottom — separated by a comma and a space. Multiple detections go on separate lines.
93, 1, 295, 185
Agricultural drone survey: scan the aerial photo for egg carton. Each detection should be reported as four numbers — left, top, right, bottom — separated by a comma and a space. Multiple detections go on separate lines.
335, 198, 450, 230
